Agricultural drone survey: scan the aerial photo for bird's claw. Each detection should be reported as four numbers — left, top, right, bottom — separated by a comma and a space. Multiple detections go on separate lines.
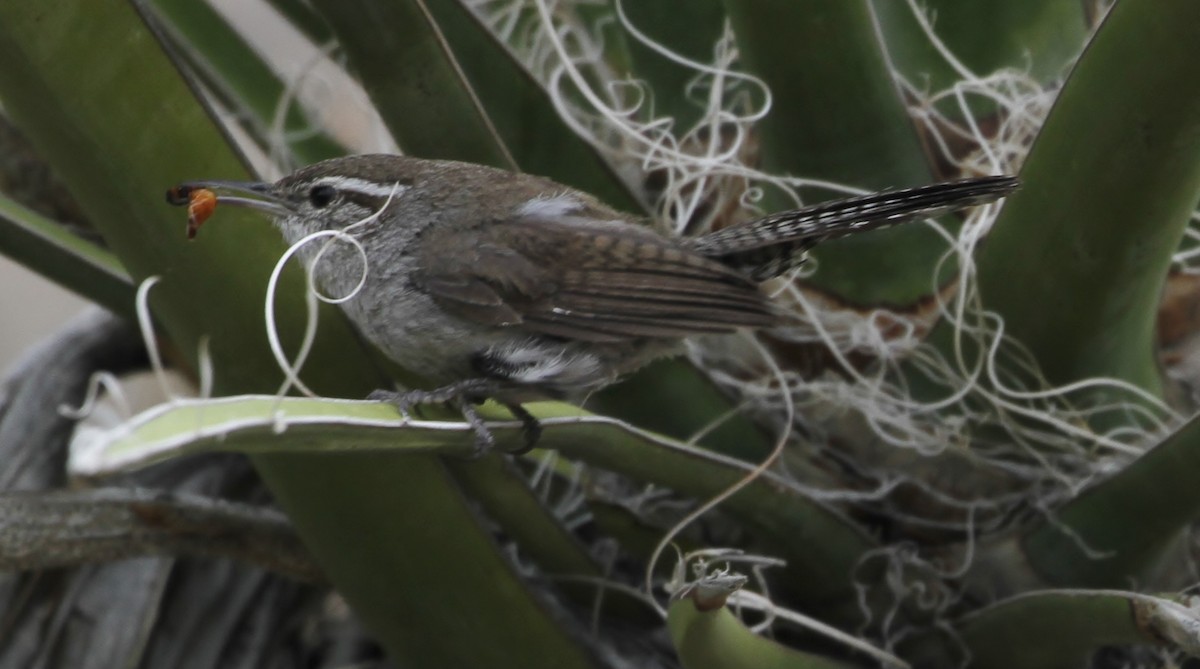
503, 402, 542, 455
369, 380, 534, 457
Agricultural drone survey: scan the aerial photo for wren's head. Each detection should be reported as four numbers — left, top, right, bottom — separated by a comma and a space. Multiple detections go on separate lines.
172, 155, 456, 244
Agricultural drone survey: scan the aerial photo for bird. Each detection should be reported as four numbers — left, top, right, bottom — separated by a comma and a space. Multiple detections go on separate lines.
168, 154, 1017, 452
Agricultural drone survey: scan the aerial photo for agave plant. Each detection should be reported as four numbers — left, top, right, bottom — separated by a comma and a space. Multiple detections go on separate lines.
1, 0, 1199, 667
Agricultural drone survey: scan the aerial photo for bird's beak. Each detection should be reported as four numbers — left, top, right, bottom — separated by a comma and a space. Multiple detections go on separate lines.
166, 180, 297, 239
166, 180, 294, 218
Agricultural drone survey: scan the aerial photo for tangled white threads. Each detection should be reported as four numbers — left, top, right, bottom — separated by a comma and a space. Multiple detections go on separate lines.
62, 277, 194, 424
196, 335, 214, 400
851, 541, 966, 655
133, 276, 190, 406
528, 450, 592, 532
1175, 211, 1200, 272
58, 371, 132, 422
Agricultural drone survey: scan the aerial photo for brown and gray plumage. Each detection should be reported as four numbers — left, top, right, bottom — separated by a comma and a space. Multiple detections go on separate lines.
172, 155, 1015, 443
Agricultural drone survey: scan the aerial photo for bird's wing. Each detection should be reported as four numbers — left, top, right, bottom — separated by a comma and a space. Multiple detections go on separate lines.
414, 217, 776, 343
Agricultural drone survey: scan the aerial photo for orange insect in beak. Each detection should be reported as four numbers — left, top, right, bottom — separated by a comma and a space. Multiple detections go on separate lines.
186, 188, 217, 239
166, 180, 291, 239
165, 185, 216, 239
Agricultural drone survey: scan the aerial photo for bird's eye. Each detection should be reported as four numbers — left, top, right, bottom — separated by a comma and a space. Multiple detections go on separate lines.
308, 184, 337, 208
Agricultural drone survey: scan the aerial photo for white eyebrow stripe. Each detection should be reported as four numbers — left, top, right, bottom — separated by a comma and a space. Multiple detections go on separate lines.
316, 176, 408, 199
516, 192, 584, 219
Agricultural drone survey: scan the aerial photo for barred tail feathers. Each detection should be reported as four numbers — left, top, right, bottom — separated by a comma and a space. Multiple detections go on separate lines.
687, 175, 1018, 281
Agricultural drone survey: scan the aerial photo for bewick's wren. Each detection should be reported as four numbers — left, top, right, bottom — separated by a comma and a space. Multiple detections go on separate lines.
169, 154, 1016, 450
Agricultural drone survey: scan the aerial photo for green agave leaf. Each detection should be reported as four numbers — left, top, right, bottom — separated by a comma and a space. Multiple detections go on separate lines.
932, 590, 1200, 668
0, 191, 134, 319
1019, 413, 1200, 588
71, 395, 878, 609
299, 0, 505, 168
587, 499, 692, 566
148, 0, 346, 167
721, 0, 937, 304
0, 3, 604, 666
443, 454, 603, 581
449, 456, 662, 623
254, 451, 608, 669
668, 590, 854, 669
973, 0, 1200, 398
307, 0, 642, 210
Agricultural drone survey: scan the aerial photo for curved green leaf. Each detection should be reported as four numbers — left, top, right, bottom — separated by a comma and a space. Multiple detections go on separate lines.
973, 0, 1200, 398
444, 454, 602, 581
71, 395, 878, 610
668, 590, 853, 669
941, 590, 1200, 668
1020, 413, 1200, 587
0, 191, 134, 318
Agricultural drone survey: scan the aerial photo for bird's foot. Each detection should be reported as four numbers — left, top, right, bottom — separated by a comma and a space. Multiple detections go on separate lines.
502, 402, 542, 455
369, 380, 541, 456
368, 378, 494, 418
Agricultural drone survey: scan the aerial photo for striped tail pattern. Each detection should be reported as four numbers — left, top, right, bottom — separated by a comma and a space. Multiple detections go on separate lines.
687, 175, 1019, 281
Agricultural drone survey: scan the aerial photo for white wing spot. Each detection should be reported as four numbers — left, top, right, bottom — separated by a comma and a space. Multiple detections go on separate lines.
516, 192, 585, 219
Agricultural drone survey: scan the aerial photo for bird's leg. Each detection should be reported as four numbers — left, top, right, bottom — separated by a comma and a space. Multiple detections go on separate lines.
368, 379, 497, 417
502, 402, 542, 455
455, 400, 496, 457
370, 379, 522, 455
